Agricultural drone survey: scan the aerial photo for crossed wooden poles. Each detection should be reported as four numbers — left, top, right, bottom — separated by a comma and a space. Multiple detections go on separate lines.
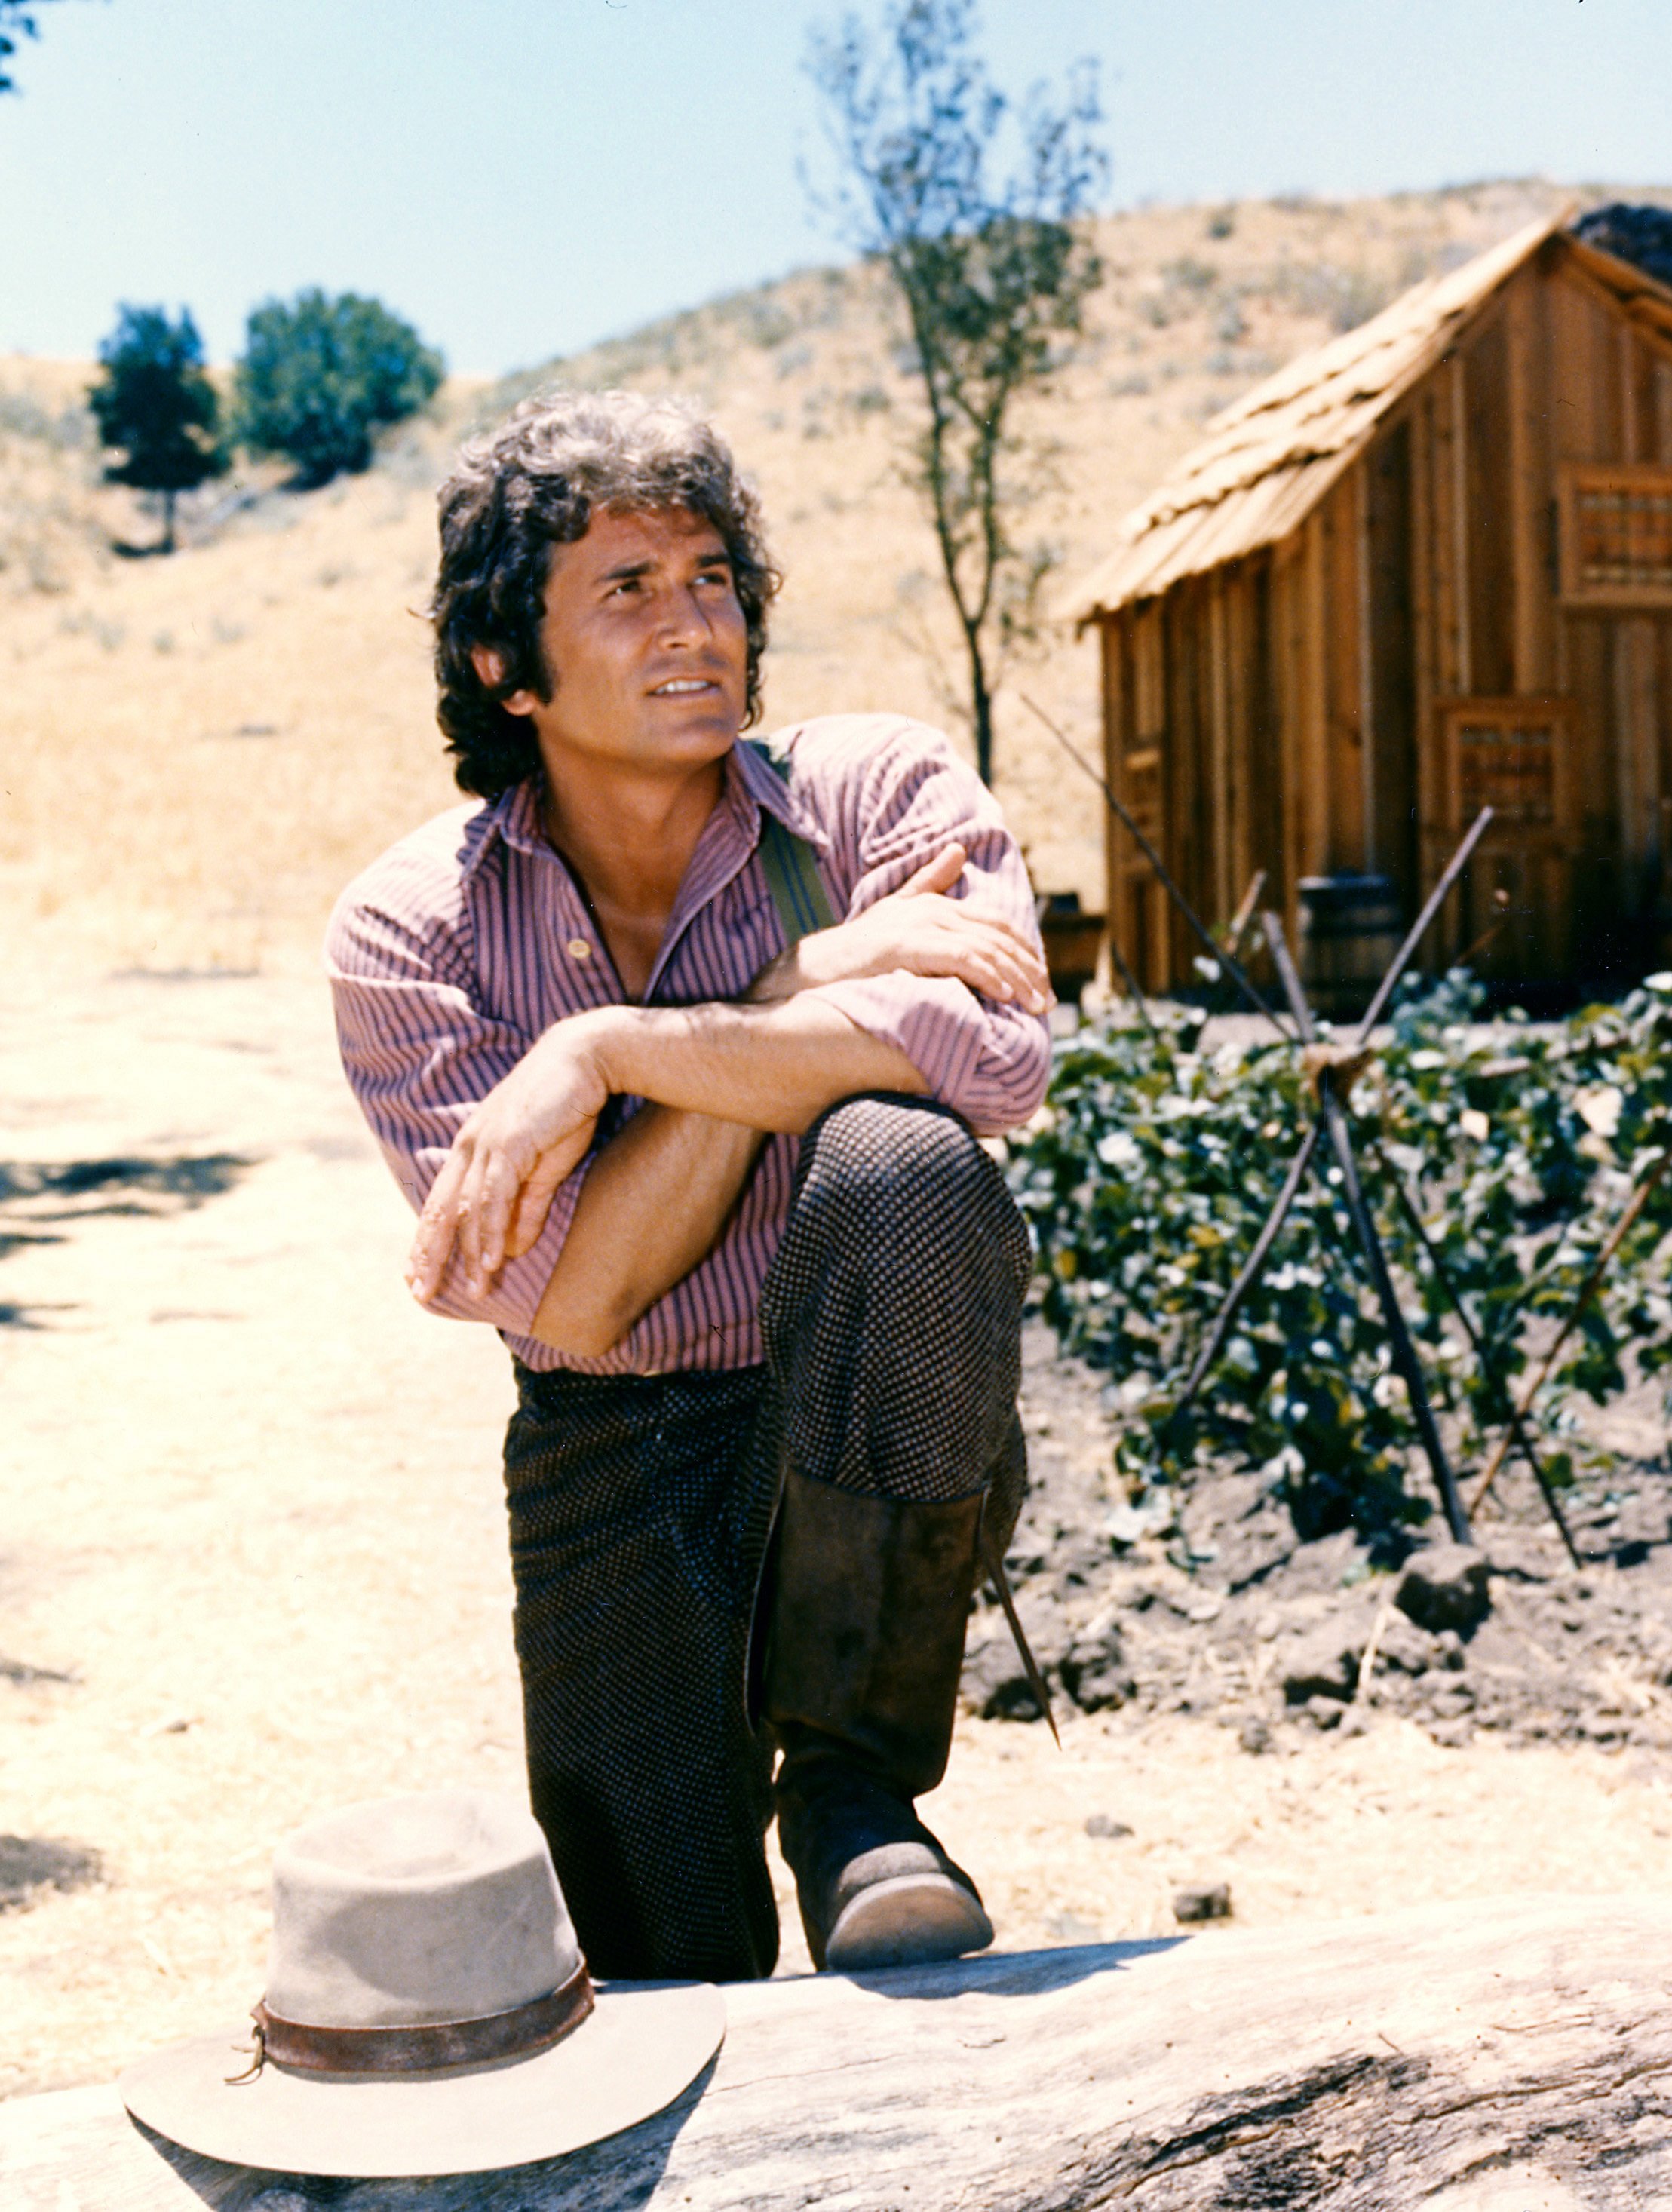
1020, 695, 1583, 1564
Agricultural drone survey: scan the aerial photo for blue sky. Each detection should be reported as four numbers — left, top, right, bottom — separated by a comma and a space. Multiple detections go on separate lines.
2, 0, 1667, 376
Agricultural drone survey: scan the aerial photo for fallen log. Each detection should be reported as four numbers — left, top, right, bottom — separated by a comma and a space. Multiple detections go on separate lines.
5, 1893, 1671, 2209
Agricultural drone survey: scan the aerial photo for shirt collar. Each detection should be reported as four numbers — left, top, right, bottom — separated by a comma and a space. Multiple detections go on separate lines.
728, 734, 831, 855
489, 776, 547, 861
441, 782, 532, 894
465, 738, 830, 886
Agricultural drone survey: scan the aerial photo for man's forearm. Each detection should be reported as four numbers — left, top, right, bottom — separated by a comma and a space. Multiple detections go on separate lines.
526, 999, 921, 1357
585, 995, 928, 1131
531, 1103, 764, 1358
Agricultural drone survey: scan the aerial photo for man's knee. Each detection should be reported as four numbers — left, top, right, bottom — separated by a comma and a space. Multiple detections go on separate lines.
763, 1095, 1031, 1499
805, 1097, 1013, 1238
785, 1091, 1032, 1318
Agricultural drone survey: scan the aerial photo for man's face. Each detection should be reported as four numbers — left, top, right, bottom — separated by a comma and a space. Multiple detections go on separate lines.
497, 505, 749, 779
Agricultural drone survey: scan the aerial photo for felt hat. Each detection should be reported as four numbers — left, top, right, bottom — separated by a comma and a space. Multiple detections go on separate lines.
119, 1789, 725, 2180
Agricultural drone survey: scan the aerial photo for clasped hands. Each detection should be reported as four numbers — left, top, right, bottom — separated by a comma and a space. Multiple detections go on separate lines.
406, 843, 1050, 1305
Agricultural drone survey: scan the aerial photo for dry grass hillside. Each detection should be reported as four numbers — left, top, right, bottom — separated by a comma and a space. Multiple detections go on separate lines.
0, 180, 1611, 975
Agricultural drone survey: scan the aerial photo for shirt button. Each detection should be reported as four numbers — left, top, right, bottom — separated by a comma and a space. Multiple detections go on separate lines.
566, 938, 591, 960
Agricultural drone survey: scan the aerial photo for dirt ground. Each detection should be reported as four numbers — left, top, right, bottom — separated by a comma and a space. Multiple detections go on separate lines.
5, 962, 1672, 2103
983, 1310, 1672, 1757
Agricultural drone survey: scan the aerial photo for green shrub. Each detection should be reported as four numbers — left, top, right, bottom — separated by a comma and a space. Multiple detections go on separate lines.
1009, 973, 1672, 1551
235, 290, 443, 488
87, 305, 226, 552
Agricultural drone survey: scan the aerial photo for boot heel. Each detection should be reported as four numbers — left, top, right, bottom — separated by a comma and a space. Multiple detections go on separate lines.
824, 1870, 994, 1971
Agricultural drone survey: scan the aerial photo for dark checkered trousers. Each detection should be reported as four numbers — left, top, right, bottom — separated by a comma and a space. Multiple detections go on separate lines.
502, 1093, 1032, 1982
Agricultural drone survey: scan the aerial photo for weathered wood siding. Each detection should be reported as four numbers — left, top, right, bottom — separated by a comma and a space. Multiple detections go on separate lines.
1100, 244, 1672, 994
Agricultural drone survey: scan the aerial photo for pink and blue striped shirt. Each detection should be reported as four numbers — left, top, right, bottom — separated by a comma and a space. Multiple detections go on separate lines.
324, 712, 1050, 1375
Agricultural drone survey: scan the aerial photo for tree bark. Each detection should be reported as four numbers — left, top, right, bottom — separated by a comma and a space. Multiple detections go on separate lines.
5, 1894, 1670, 2208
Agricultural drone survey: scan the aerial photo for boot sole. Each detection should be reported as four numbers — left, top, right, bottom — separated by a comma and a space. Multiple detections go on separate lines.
823, 1873, 995, 1971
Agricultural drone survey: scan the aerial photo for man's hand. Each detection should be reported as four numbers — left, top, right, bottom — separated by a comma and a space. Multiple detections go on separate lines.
406, 1014, 612, 1303
407, 989, 928, 1315
405, 844, 1050, 1318
749, 844, 1051, 1013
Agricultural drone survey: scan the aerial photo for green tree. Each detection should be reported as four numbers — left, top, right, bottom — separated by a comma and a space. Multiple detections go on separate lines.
1, 0, 60, 95
87, 305, 226, 554
808, 0, 1106, 784
235, 289, 445, 488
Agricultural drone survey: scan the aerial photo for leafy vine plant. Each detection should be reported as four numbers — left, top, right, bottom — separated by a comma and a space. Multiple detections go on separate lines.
1008, 972, 1672, 1557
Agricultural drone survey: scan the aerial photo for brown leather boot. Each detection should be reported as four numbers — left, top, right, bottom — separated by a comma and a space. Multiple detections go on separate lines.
764, 1469, 994, 1972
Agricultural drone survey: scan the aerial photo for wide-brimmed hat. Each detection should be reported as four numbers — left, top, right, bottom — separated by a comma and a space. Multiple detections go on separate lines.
119, 1790, 725, 2179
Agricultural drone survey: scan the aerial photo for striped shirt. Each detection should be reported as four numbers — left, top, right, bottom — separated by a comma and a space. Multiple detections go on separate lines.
324, 712, 1050, 1375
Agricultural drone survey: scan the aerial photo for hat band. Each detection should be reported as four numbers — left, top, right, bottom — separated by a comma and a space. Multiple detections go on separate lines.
247, 1959, 594, 2077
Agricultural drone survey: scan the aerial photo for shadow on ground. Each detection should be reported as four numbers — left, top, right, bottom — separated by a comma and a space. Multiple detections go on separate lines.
136, 2054, 717, 2210
0, 1153, 257, 1326
0, 1835, 103, 1913
0, 1155, 255, 1213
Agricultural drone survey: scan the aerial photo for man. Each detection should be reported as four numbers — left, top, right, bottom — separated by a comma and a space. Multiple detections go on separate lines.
326, 388, 1051, 1983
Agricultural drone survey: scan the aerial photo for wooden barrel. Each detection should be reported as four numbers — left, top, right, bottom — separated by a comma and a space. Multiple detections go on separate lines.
1035, 893, 1105, 1005
1296, 874, 1403, 1019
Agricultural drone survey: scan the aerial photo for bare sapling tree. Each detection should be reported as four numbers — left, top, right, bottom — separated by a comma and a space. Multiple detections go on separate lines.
807, 0, 1106, 784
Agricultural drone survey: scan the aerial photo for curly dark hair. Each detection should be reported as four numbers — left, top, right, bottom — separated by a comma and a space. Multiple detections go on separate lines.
431, 388, 781, 799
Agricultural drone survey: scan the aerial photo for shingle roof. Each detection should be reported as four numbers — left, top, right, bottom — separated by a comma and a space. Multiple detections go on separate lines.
1063, 215, 1672, 624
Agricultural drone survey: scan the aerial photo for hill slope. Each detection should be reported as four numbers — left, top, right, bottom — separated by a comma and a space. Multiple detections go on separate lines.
0, 180, 1618, 973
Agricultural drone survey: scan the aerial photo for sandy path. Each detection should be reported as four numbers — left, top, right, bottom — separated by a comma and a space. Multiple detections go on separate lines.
4, 965, 1672, 2100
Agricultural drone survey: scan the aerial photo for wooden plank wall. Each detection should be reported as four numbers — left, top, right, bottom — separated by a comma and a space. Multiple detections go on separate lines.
1103, 557, 1287, 992
1321, 474, 1367, 876
1166, 563, 1282, 975
1548, 260, 1614, 964
1101, 600, 1174, 991
1163, 580, 1205, 977
1246, 560, 1285, 929
1546, 255, 1672, 962
1406, 352, 1471, 952
1361, 253, 1672, 979
1271, 530, 1312, 946
1366, 419, 1419, 910
1099, 241, 1672, 993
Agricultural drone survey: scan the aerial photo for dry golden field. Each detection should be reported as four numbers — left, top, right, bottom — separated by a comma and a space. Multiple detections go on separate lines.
0, 179, 1579, 976
13, 183, 1672, 2111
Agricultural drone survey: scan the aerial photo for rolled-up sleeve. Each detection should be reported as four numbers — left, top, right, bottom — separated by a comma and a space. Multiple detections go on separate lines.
806, 723, 1051, 1136
324, 887, 587, 1333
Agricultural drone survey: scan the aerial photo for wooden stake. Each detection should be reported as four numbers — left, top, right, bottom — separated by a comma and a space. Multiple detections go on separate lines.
1173, 1124, 1321, 1416
1100, 916, 1162, 1045
1150, 813, 1496, 1443
1224, 870, 1268, 958
1385, 1170, 1581, 1567
1352, 1586, 1400, 1706
1175, 819, 1496, 1422
1017, 693, 1293, 1039
1356, 805, 1493, 1035
1468, 1150, 1670, 1516
1265, 913, 1471, 1545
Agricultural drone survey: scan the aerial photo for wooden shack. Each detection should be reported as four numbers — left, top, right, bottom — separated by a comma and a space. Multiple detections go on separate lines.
1066, 216, 1672, 999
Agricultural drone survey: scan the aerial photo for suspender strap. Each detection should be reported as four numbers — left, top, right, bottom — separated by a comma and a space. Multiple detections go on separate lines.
757, 812, 837, 946
744, 740, 838, 949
